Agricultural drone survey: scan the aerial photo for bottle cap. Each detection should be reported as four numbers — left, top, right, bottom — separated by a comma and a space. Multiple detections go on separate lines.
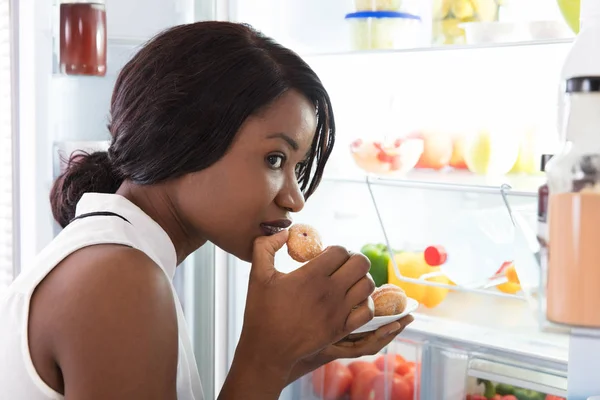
540, 154, 554, 172
566, 76, 600, 93
424, 245, 447, 266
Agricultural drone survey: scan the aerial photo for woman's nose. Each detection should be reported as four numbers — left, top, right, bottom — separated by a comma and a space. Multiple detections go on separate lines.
276, 178, 305, 213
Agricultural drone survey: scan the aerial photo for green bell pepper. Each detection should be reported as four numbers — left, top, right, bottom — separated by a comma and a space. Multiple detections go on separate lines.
360, 243, 391, 287
512, 388, 545, 400
495, 383, 516, 396
476, 379, 496, 399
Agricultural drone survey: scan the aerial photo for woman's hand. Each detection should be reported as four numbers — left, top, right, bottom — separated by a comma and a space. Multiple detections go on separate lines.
220, 230, 376, 400
286, 315, 414, 385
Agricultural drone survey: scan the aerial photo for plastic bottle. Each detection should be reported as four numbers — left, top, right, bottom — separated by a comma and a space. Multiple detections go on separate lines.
557, 0, 600, 138
537, 154, 554, 248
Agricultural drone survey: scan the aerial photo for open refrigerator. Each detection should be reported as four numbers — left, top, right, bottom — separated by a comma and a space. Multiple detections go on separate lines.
5, 0, 600, 399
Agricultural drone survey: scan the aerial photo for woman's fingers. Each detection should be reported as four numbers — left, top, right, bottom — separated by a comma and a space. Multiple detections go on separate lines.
344, 275, 375, 311
329, 315, 414, 359
344, 297, 374, 333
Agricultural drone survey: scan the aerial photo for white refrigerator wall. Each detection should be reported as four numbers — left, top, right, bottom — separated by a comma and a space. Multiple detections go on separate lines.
17, 0, 197, 270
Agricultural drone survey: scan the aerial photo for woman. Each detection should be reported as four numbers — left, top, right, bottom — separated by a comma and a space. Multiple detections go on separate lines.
0, 21, 413, 399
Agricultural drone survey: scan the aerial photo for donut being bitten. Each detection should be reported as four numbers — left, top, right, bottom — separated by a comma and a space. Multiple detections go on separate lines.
286, 224, 324, 263
371, 284, 408, 316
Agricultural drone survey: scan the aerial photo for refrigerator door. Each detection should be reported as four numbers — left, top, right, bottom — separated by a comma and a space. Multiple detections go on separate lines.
14, 0, 221, 395
0, 0, 17, 291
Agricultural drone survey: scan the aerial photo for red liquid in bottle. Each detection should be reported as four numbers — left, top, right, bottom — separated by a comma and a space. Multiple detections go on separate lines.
59, 2, 107, 77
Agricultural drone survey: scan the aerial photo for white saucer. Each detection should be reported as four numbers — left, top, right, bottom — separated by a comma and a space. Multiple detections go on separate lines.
351, 297, 419, 334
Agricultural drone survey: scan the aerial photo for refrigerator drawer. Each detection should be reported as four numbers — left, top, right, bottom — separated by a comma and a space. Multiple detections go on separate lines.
424, 343, 469, 400
295, 336, 424, 400
465, 356, 567, 400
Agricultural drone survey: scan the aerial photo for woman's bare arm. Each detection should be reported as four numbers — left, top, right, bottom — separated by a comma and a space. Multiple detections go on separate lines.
29, 245, 179, 400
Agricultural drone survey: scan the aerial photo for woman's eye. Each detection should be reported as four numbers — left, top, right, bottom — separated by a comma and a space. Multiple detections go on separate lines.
266, 155, 284, 169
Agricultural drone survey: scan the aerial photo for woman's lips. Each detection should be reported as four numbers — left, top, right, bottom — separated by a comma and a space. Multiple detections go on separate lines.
260, 219, 292, 236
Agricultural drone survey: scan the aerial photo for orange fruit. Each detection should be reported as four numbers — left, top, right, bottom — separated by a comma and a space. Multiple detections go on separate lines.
505, 264, 520, 284
415, 132, 453, 170
497, 281, 521, 294
449, 134, 468, 169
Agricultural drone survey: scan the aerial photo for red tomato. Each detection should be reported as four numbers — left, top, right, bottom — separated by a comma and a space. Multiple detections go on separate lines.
374, 354, 407, 374
403, 370, 420, 399
502, 396, 518, 400
395, 362, 412, 376
350, 368, 380, 400
348, 360, 378, 377
545, 396, 566, 400
368, 372, 412, 400
311, 361, 353, 400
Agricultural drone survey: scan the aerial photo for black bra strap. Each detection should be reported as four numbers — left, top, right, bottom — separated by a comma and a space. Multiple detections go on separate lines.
70, 211, 131, 225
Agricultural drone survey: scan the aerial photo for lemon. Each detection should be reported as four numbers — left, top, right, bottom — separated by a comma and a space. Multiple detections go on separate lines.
470, 0, 498, 22
388, 252, 429, 302
464, 129, 520, 175
452, 0, 475, 19
433, 0, 452, 19
421, 272, 451, 308
509, 129, 538, 174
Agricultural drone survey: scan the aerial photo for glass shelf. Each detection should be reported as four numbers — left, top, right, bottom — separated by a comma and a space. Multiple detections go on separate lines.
324, 171, 545, 197
302, 38, 573, 59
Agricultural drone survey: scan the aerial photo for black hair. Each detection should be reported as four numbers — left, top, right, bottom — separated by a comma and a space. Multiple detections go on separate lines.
50, 21, 335, 228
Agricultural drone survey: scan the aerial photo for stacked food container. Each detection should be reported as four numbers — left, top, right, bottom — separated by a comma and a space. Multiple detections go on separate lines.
344, 0, 426, 50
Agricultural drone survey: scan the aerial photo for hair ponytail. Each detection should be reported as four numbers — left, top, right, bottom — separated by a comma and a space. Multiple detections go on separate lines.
49, 151, 123, 228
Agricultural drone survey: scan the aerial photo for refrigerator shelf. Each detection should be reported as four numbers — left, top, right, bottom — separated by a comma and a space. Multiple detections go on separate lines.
404, 315, 568, 364
322, 172, 544, 198
301, 38, 574, 60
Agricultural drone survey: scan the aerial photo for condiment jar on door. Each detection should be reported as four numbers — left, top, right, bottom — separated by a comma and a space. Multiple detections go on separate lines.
545, 76, 600, 328
59, 0, 107, 77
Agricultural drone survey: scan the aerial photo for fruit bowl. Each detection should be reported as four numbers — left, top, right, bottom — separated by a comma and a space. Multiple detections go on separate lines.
350, 137, 424, 175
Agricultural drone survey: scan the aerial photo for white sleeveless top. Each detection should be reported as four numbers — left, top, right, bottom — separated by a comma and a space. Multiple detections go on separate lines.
0, 193, 204, 400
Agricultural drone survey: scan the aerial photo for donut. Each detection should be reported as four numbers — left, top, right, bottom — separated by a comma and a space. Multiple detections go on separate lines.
371, 284, 408, 316
286, 223, 324, 263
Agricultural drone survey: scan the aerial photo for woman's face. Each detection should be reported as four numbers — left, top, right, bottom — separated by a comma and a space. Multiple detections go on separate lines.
174, 89, 318, 262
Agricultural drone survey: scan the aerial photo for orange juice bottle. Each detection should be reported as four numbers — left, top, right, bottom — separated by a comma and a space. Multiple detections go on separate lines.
545, 76, 600, 328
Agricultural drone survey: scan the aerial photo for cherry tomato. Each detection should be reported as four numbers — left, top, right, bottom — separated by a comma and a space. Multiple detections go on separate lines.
368, 372, 412, 400
350, 368, 380, 400
374, 354, 407, 374
348, 360, 378, 377
311, 361, 353, 400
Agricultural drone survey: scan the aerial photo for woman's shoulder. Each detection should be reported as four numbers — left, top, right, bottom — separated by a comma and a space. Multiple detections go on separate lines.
31, 243, 176, 332
28, 244, 179, 396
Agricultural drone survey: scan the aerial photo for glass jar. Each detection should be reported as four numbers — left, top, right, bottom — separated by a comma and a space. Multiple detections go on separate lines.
432, 0, 501, 45
59, 0, 107, 77
544, 76, 600, 328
